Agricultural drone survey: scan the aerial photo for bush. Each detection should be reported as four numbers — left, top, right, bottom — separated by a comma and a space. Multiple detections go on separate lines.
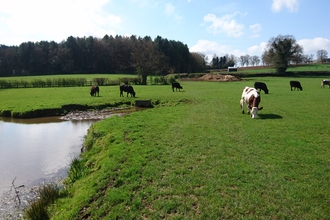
93, 78, 108, 86
165, 75, 176, 84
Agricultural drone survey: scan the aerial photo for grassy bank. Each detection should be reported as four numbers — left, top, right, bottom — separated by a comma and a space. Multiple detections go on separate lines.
0, 84, 182, 118
42, 76, 330, 219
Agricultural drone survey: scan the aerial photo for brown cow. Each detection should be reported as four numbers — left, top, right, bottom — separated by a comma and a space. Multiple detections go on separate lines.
90, 86, 99, 96
240, 86, 263, 119
120, 85, 136, 97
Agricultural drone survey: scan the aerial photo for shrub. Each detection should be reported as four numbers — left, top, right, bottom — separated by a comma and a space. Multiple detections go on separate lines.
165, 75, 176, 84
129, 77, 141, 85
93, 78, 108, 86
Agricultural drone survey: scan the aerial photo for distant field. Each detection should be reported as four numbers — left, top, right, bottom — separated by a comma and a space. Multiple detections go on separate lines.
0, 74, 137, 82
1, 74, 330, 118
211, 63, 330, 74
238, 63, 330, 73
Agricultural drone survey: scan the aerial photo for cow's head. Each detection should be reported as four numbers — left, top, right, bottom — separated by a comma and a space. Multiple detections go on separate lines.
250, 106, 263, 118
250, 94, 263, 118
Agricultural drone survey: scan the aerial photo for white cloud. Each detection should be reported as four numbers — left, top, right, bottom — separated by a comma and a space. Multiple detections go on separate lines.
0, 0, 119, 45
165, 3, 176, 15
272, 0, 299, 12
298, 37, 330, 55
249, 23, 262, 38
164, 3, 183, 22
204, 12, 244, 37
247, 42, 268, 56
190, 39, 245, 60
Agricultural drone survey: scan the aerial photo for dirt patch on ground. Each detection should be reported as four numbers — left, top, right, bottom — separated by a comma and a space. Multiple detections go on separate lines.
200, 74, 241, 82
183, 74, 241, 82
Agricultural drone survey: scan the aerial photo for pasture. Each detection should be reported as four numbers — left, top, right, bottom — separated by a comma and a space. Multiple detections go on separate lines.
27, 76, 330, 219
217, 63, 330, 74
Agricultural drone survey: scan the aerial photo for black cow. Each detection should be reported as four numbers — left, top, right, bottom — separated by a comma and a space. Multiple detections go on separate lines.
290, 81, 303, 91
254, 82, 269, 94
90, 85, 99, 96
120, 85, 136, 97
172, 82, 183, 92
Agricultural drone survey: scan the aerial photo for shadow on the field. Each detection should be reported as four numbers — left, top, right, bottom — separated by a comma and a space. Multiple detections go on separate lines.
258, 114, 283, 120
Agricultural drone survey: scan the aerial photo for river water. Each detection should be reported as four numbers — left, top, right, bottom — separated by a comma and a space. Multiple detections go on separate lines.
0, 116, 96, 218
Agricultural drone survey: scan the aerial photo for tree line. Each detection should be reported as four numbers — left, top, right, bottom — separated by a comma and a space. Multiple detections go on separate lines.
1, 34, 328, 80
0, 35, 208, 84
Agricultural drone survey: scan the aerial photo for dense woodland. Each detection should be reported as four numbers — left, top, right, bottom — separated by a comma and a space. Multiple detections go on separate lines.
0, 35, 218, 83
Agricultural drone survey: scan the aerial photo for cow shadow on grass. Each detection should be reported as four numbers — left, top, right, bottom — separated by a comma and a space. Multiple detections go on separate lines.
258, 114, 283, 120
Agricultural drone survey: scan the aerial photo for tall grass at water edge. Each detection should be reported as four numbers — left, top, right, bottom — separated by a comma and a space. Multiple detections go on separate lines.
40, 76, 330, 219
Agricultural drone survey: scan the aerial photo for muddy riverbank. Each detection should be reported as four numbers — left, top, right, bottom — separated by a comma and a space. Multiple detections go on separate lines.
59, 107, 143, 120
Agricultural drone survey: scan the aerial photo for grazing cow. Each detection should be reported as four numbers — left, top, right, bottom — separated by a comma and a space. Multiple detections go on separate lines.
254, 82, 269, 94
321, 79, 330, 88
290, 81, 303, 91
240, 86, 263, 119
90, 85, 99, 96
172, 82, 183, 92
120, 85, 136, 97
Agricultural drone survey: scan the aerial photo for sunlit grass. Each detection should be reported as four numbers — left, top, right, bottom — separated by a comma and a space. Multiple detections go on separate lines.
42, 76, 330, 219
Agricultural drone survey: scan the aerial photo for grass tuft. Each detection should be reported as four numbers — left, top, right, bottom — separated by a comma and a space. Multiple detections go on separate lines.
24, 184, 61, 220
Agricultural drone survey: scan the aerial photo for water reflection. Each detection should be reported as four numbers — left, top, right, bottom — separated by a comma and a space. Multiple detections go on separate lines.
0, 117, 95, 196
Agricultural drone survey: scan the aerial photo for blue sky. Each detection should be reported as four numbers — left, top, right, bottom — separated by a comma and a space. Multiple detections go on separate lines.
1, 0, 329, 61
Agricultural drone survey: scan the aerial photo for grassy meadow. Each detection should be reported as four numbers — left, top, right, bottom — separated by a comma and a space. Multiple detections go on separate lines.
221, 63, 330, 74
12, 75, 325, 219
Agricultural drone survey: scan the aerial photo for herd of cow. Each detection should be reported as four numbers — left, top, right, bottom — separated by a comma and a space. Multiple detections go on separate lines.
241, 79, 330, 119
89, 82, 184, 97
90, 78, 330, 120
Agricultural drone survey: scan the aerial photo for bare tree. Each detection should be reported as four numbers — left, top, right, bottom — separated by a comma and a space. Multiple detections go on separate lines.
250, 55, 260, 66
316, 49, 328, 63
239, 55, 250, 67
244, 54, 250, 66
239, 55, 245, 67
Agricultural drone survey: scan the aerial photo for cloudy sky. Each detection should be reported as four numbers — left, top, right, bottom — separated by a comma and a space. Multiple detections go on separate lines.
1, 0, 329, 61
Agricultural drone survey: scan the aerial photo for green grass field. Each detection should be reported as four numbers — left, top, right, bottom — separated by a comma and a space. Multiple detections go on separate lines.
218, 63, 330, 74
12, 75, 324, 219
2, 72, 330, 218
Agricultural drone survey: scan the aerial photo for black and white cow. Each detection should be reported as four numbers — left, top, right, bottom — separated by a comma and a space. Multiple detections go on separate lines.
321, 79, 330, 88
172, 82, 183, 92
120, 85, 136, 97
254, 82, 269, 94
240, 86, 263, 119
90, 85, 99, 96
290, 81, 303, 91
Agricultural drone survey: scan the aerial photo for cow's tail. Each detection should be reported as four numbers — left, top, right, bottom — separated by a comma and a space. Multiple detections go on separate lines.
240, 98, 244, 114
